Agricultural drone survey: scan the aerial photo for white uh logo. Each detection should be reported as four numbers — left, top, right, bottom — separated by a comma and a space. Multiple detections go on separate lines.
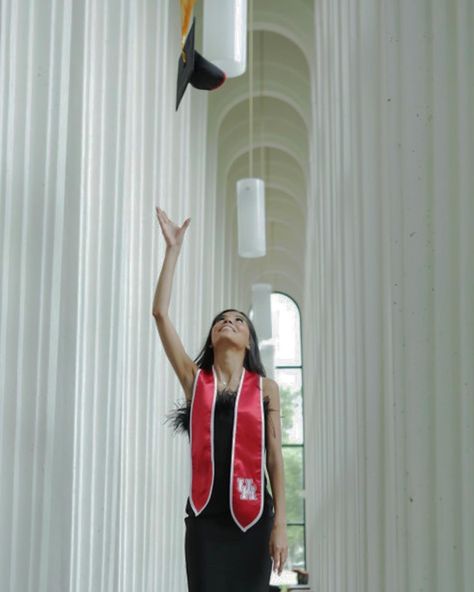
237, 477, 257, 500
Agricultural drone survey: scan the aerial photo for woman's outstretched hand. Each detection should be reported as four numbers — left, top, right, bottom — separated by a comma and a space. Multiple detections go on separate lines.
269, 523, 289, 576
155, 206, 191, 249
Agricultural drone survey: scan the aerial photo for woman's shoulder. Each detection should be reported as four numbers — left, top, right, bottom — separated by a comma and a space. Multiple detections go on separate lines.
262, 376, 278, 399
262, 376, 278, 387
165, 376, 273, 435
181, 369, 275, 403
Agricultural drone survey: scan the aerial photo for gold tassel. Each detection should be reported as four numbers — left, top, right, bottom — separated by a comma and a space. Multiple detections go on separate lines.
180, 0, 197, 61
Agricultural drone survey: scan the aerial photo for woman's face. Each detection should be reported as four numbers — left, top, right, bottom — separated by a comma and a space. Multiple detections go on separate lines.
210, 310, 251, 351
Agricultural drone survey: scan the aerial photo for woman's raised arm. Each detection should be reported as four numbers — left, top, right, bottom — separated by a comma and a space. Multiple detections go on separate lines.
152, 207, 196, 399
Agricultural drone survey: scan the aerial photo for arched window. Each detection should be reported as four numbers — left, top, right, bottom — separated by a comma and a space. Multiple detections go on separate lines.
250, 291, 306, 585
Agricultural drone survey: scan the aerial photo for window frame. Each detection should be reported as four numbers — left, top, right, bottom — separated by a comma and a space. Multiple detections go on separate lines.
249, 290, 306, 571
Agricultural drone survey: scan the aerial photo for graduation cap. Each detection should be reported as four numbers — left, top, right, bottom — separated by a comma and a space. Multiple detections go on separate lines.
176, 17, 227, 111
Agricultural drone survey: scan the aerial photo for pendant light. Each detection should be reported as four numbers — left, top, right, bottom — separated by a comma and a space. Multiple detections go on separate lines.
203, 0, 247, 78
251, 283, 272, 340
236, 0, 266, 258
259, 341, 275, 379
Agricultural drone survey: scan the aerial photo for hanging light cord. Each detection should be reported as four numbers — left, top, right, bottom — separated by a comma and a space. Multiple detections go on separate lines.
249, 0, 254, 178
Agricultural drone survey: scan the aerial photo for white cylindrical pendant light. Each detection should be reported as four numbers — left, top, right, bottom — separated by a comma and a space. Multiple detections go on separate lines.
237, 178, 266, 257
203, 0, 247, 78
259, 341, 275, 379
251, 283, 272, 340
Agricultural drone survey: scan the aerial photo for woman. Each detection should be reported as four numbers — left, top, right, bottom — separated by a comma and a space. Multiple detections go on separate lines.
153, 206, 288, 591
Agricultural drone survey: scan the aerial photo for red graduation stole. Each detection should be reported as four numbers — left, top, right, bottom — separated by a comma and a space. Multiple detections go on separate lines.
189, 365, 265, 532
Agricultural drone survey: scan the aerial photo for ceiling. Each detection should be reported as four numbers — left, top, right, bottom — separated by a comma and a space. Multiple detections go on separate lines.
206, 0, 314, 306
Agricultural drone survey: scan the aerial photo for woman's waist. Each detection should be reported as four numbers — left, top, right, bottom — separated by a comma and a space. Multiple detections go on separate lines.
185, 489, 274, 517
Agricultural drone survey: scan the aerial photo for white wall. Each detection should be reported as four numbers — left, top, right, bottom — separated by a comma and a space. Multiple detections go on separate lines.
304, 1, 474, 590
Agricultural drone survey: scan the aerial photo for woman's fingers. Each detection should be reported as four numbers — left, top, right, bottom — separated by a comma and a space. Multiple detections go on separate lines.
155, 207, 164, 224
156, 206, 167, 222
270, 545, 277, 573
155, 208, 163, 226
156, 208, 173, 231
156, 207, 189, 229
155, 212, 190, 248
278, 552, 285, 574
270, 547, 287, 575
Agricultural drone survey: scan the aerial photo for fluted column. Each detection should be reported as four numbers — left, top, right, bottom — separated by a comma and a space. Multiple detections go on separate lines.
0, 1, 210, 591
304, 0, 474, 590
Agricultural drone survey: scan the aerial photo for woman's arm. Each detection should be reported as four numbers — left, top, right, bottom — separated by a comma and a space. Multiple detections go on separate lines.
152, 243, 181, 316
265, 378, 289, 575
152, 207, 190, 316
265, 379, 287, 526
153, 207, 196, 397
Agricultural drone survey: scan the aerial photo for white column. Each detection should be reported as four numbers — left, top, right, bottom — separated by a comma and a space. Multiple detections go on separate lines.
304, 0, 474, 590
0, 1, 212, 591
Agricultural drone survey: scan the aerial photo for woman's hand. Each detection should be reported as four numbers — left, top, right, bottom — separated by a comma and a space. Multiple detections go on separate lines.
155, 206, 191, 249
269, 523, 288, 576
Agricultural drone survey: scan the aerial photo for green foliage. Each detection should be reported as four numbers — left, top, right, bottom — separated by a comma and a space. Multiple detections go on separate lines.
279, 383, 296, 439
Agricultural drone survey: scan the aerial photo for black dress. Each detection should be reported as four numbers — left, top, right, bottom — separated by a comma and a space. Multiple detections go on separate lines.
165, 390, 276, 592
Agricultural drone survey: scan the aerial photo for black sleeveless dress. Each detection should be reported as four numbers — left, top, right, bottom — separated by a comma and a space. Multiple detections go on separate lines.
165, 390, 275, 592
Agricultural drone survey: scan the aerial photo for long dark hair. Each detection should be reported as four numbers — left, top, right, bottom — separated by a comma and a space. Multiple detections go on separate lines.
193, 308, 267, 377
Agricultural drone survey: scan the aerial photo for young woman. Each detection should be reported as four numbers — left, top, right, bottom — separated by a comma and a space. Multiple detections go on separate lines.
153, 206, 288, 591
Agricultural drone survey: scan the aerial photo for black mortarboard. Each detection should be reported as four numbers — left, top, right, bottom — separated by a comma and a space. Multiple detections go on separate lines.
176, 17, 227, 111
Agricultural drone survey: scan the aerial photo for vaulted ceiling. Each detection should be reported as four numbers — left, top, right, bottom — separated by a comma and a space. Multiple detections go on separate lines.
206, 0, 314, 306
